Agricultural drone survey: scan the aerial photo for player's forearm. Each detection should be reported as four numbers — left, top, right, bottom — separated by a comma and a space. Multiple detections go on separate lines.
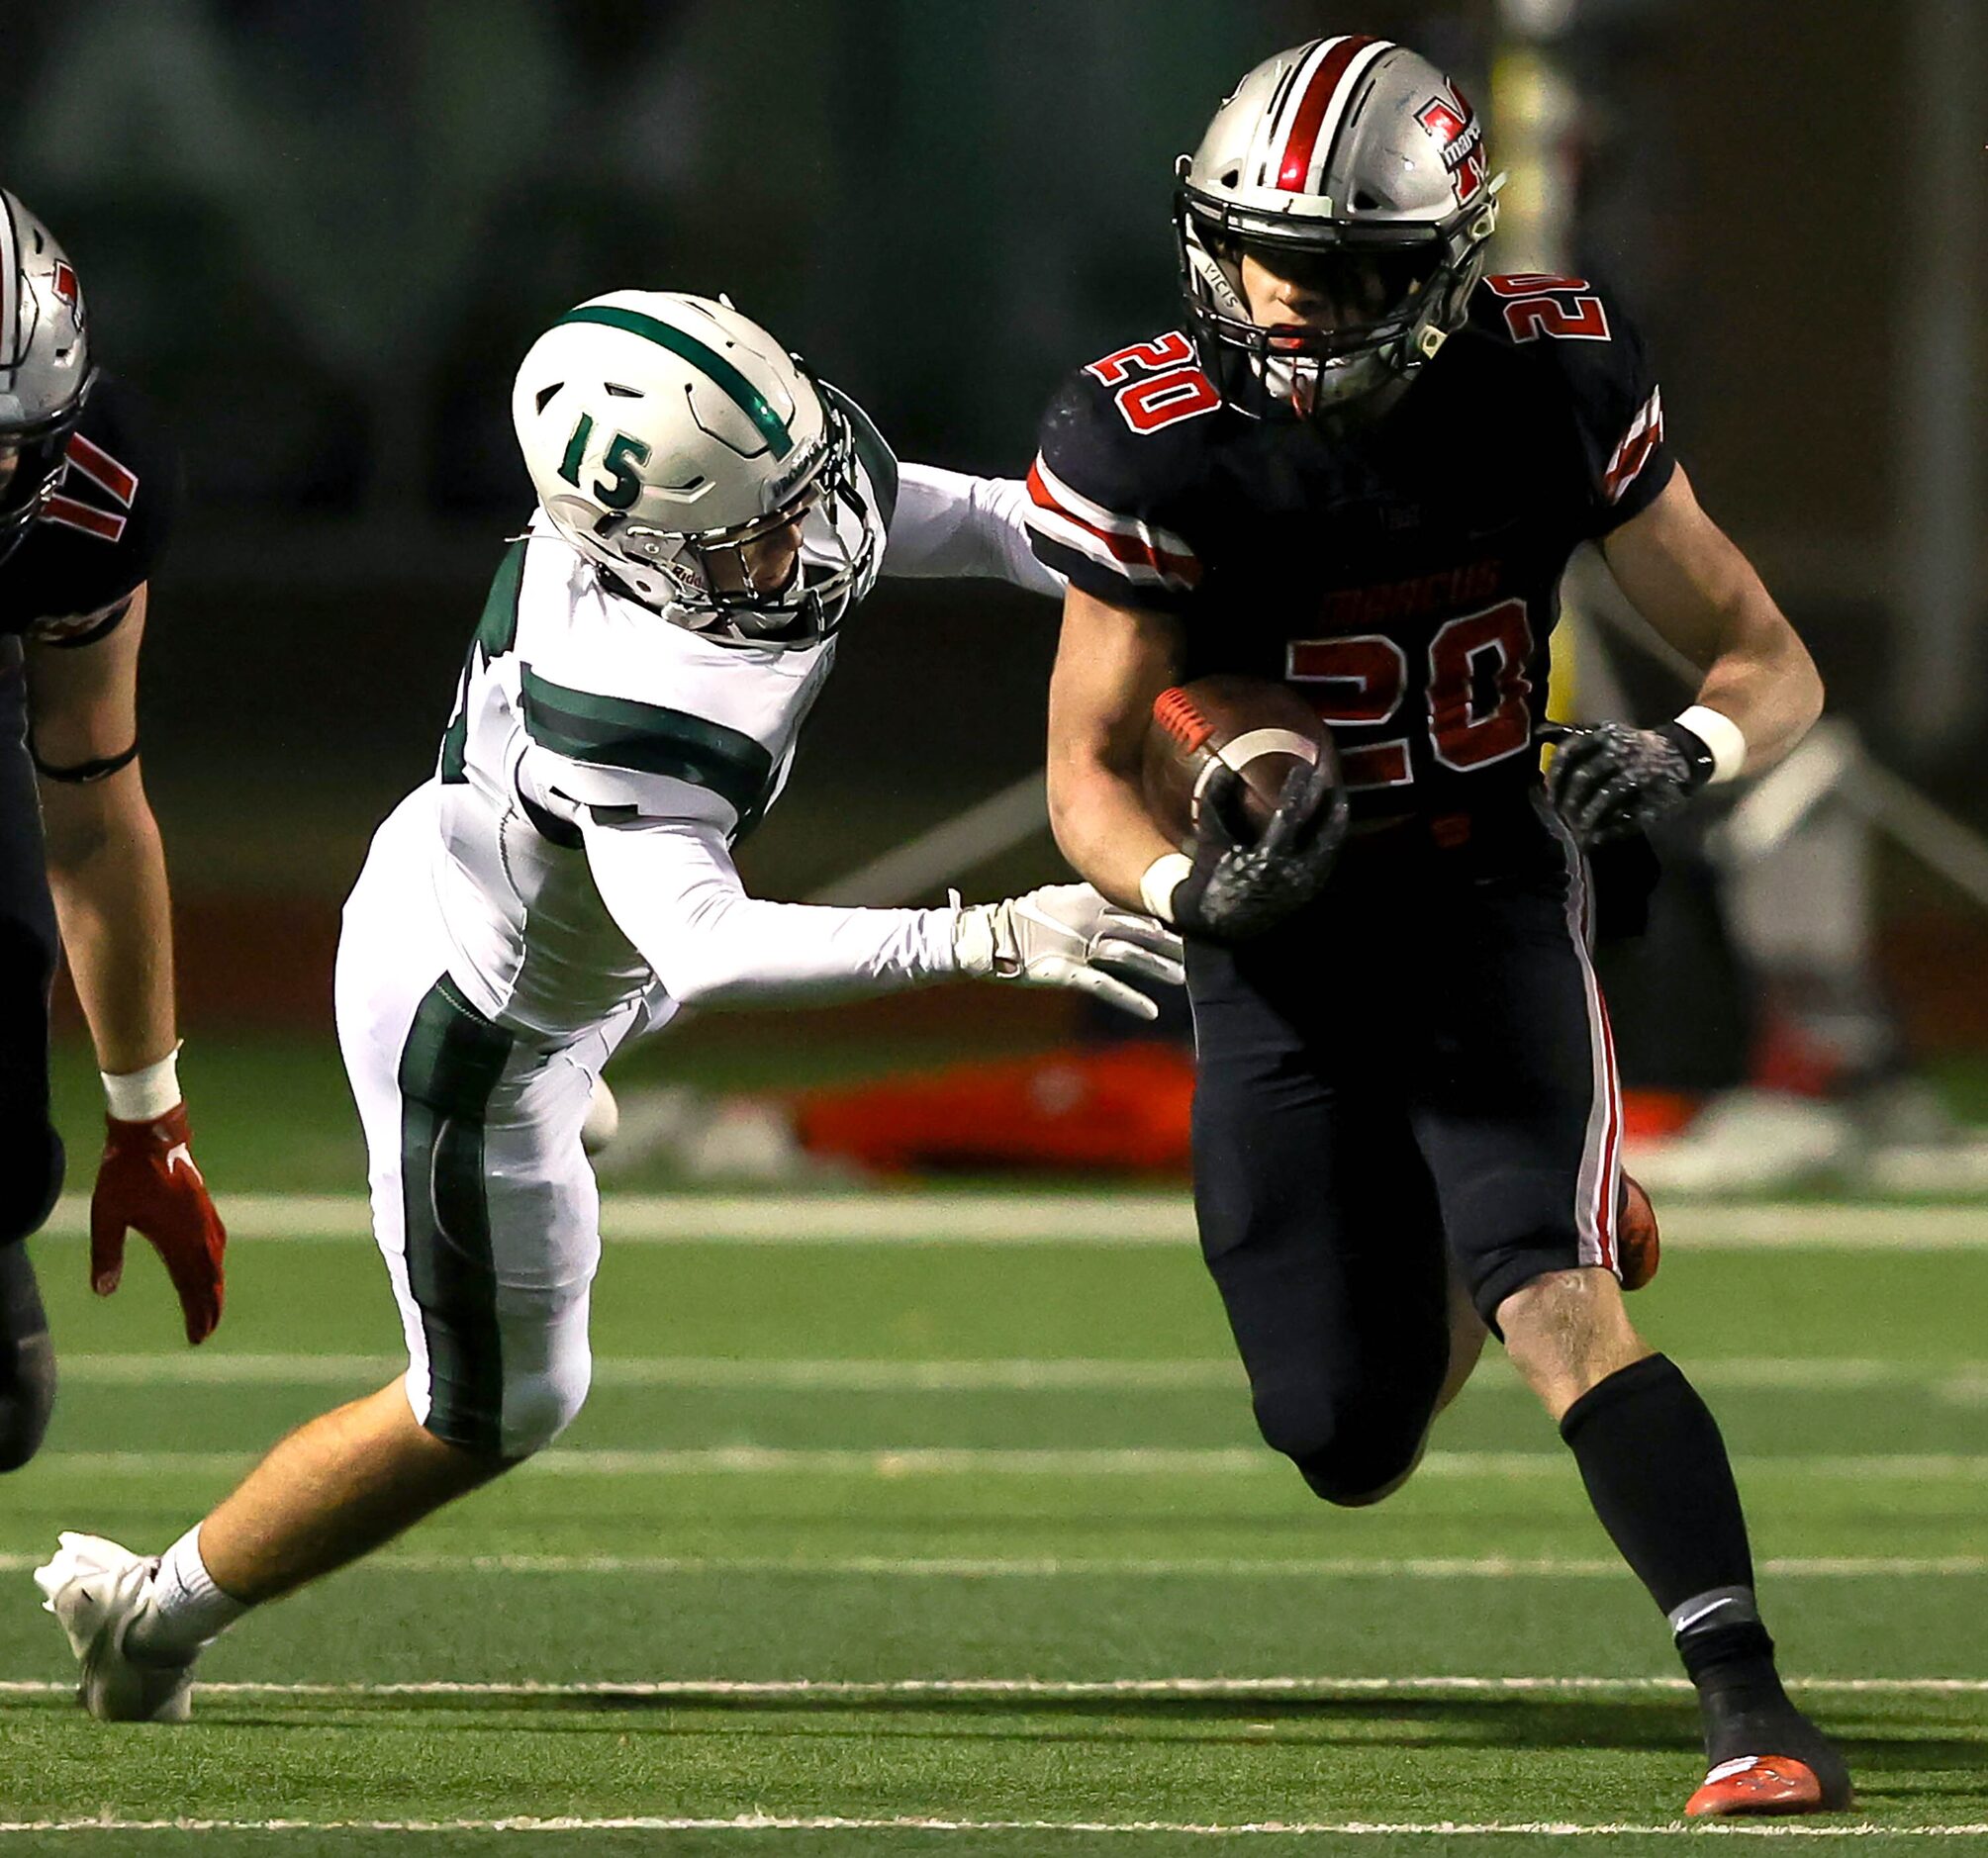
43, 772, 179, 1073
583, 815, 961, 1009
648, 891, 961, 1008
1047, 755, 1175, 915
1600, 470, 1823, 777
886, 464, 1065, 598
1688, 598, 1824, 775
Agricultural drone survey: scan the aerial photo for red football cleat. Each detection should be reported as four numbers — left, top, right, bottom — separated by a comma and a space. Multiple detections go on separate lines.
1616, 1173, 1659, 1292
1685, 1755, 1838, 1817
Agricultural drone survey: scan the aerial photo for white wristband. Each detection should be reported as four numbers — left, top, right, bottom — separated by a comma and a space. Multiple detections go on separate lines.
1674, 705, 1748, 785
1139, 853, 1193, 924
103, 1044, 182, 1122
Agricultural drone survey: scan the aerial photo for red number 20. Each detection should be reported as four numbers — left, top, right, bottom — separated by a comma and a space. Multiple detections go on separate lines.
1484, 273, 1611, 344
1285, 599, 1536, 790
1085, 332, 1220, 435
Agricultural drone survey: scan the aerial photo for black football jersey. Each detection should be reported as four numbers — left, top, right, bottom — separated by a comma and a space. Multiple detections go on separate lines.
1028, 276, 1673, 824
0, 373, 178, 643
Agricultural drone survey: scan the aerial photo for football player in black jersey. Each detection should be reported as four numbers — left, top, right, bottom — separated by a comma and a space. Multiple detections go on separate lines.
0, 190, 227, 1472
1030, 41, 1846, 1819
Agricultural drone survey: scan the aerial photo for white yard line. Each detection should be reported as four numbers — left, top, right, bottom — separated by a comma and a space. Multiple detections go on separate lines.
35, 1191, 1988, 1247
2, 1812, 1987, 1839
3, 1550, 1981, 1580
22, 1445, 1988, 1479
1, 1674, 1984, 1701
47, 1351, 1988, 1401
53, 1352, 1246, 1391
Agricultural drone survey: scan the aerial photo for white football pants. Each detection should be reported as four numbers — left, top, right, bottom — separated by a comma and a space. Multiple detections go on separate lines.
334, 786, 633, 1458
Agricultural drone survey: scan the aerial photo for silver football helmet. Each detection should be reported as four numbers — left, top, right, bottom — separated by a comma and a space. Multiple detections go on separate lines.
512, 291, 880, 648
1176, 37, 1503, 418
0, 190, 96, 564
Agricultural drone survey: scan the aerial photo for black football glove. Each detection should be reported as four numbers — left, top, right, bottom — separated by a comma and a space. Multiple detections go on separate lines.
1546, 718, 1716, 845
1171, 755, 1349, 941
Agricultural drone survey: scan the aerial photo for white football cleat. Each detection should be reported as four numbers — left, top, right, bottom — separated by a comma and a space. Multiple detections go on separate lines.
33, 1532, 195, 1722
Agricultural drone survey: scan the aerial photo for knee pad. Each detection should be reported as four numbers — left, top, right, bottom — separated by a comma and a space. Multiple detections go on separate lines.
0, 1249, 54, 1473
494, 1341, 593, 1461
0, 1129, 63, 1248
1291, 1428, 1427, 1507
1253, 1385, 1431, 1509
0, 1331, 55, 1473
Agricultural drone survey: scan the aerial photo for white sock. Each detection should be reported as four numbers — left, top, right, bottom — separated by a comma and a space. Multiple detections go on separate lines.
126, 1525, 247, 1663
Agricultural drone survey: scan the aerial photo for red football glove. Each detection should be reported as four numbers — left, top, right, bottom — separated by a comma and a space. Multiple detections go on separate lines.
89, 1103, 228, 1345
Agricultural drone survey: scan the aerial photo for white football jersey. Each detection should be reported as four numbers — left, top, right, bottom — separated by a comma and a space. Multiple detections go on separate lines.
428, 465, 881, 1042
385, 386, 1059, 1051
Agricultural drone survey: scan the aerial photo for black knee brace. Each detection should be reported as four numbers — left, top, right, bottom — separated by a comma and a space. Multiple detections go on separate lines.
0, 1124, 64, 1250
1256, 1387, 1432, 1508
0, 1245, 55, 1473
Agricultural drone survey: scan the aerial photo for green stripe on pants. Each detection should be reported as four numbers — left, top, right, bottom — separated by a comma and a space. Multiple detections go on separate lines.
398, 975, 515, 1455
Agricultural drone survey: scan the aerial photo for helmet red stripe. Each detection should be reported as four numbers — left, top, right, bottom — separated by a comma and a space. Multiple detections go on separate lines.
1276, 35, 1380, 192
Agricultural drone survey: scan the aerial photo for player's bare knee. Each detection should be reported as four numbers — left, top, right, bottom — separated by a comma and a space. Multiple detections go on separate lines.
1497, 1266, 1649, 1417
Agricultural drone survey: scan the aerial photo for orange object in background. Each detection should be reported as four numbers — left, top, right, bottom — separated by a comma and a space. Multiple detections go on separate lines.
791, 1042, 1195, 1175
1620, 1088, 1701, 1145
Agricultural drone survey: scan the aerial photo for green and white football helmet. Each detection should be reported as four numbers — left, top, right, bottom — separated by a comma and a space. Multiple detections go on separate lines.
512, 291, 879, 646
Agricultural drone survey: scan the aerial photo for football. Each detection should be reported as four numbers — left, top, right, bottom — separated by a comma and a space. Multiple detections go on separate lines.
1141, 674, 1338, 850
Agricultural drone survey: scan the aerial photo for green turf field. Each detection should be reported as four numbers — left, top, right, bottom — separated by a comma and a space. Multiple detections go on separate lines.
2, 1195, 1984, 1854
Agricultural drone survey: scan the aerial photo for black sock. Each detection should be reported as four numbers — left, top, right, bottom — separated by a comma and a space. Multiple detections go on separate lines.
1559, 1353, 1796, 1709
1680, 1621, 1786, 1715
1559, 1353, 1756, 1617
1561, 1358, 1846, 1795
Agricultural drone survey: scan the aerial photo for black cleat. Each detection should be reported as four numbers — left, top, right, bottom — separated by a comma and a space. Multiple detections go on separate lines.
1690, 1694, 1854, 1816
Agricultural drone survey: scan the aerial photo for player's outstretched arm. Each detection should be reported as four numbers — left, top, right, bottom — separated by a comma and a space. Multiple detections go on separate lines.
581, 807, 1179, 1018
1552, 469, 1824, 843
25, 587, 226, 1345
1046, 584, 1185, 912
884, 462, 1066, 598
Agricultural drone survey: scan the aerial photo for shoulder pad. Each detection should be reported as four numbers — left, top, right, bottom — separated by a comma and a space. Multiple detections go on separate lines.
1027, 332, 1215, 610
1466, 276, 1673, 528
3, 373, 180, 636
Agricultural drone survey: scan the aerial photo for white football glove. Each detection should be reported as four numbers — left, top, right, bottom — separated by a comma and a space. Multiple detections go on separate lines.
953, 883, 1186, 1021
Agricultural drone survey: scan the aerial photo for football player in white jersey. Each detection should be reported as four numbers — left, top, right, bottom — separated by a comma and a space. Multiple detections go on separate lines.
35, 292, 1182, 1719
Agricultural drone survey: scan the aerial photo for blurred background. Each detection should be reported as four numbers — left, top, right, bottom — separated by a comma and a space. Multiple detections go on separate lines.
5, 0, 1985, 1192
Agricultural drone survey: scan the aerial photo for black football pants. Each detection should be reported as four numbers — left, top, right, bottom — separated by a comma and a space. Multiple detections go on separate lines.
1187, 807, 1624, 1504
0, 658, 64, 1249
